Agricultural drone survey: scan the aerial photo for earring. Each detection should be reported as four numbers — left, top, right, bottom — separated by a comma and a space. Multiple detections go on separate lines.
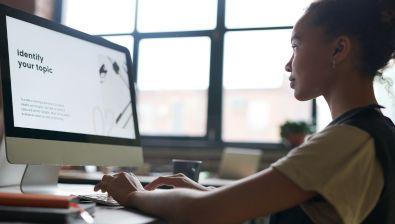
332, 59, 336, 69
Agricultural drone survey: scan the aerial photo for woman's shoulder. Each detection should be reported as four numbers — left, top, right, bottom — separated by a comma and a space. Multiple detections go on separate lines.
303, 124, 371, 149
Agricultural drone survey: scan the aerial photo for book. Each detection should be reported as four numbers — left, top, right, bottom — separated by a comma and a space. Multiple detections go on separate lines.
0, 203, 95, 223
0, 192, 76, 208
0, 192, 95, 223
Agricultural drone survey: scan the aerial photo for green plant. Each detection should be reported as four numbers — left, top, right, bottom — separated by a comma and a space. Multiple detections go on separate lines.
280, 121, 314, 139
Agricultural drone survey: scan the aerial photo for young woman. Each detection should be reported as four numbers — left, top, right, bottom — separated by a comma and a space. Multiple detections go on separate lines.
94, 0, 395, 223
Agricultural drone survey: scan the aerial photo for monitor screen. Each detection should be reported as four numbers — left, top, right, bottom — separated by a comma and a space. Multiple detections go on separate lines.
0, 5, 143, 167
6, 16, 135, 140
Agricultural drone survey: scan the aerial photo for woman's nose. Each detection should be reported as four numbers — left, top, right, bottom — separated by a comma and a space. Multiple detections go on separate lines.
285, 56, 293, 72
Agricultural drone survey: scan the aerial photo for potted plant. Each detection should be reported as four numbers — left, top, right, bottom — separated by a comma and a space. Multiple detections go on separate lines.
280, 121, 314, 148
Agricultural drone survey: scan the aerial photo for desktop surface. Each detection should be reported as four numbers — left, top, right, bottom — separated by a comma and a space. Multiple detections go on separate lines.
0, 170, 235, 224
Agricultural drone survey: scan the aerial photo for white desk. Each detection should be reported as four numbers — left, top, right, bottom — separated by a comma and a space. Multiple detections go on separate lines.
0, 171, 236, 224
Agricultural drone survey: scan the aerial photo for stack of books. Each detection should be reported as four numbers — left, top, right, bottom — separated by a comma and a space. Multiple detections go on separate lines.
0, 192, 95, 223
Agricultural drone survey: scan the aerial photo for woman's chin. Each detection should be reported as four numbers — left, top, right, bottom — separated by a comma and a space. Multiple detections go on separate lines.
294, 91, 313, 101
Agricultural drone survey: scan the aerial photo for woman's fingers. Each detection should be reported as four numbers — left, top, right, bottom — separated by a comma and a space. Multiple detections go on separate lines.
94, 182, 103, 192
94, 174, 114, 192
102, 174, 115, 182
144, 176, 181, 190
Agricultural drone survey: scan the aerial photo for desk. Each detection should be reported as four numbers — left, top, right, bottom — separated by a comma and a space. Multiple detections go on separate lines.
51, 171, 234, 223
0, 184, 161, 224
59, 170, 236, 188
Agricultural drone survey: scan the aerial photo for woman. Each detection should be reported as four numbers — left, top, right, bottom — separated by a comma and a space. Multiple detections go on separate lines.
95, 0, 395, 223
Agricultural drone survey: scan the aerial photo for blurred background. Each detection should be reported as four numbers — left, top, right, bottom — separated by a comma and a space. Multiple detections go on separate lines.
3, 0, 395, 174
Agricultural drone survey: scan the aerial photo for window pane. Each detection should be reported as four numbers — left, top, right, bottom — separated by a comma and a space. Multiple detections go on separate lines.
374, 63, 395, 119
62, 0, 136, 35
222, 30, 311, 142
137, 0, 217, 32
137, 37, 211, 136
103, 35, 134, 61
225, 0, 313, 28
316, 96, 331, 131
223, 90, 312, 143
223, 30, 291, 89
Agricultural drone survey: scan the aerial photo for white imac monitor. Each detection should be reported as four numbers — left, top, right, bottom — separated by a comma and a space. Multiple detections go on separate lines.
0, 5, 143, 192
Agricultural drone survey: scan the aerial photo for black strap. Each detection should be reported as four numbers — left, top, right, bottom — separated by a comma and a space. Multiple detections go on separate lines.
329, 104, 384, 126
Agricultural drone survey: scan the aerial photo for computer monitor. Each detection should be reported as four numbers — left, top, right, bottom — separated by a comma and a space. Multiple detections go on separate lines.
0, 5, 143, 193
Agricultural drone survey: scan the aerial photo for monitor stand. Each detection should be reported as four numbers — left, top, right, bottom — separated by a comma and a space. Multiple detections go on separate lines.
0, 138, 25, 187
20, 165, 60, 194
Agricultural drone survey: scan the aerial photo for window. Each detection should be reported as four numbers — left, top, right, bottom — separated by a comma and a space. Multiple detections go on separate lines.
225, 0, 310, 28
222, 0, 313, 143
62, 0, 136, 35
375, 63, 395, 120
316, 96, 331, 131
137, 37, 211, 136
222, 30, 311, 142
137, 0, 217, 32
61, 0, 317, 148
62, 0, 135, 61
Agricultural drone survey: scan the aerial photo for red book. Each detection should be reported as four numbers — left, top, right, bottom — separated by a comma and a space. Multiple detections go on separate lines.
0, 192, 76, 208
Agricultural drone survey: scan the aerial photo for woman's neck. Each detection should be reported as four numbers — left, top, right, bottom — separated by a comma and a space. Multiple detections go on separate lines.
324, 74, 378, 119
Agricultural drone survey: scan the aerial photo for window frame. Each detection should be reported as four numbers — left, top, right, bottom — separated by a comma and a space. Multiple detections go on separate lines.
57, 0, 317, 150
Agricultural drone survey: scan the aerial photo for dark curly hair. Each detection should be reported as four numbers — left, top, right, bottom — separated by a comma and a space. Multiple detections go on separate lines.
305, 0, 395, 79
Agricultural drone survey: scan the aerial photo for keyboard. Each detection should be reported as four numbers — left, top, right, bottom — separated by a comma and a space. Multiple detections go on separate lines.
78, 193, 120, 206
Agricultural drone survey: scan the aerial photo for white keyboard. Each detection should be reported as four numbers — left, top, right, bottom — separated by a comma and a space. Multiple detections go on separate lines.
78, 193, 120, 206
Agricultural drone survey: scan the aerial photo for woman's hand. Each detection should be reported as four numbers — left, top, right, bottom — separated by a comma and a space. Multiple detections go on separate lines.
94, 172, 145, 206
144, 173, 214, 191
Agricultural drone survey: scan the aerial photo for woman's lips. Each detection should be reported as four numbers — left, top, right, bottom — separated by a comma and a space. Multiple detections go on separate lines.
289, 77, 295, 88
290, 80, 295, 88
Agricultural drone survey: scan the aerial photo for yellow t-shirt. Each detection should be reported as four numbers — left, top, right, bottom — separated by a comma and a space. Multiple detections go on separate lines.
271, 124, 384, 224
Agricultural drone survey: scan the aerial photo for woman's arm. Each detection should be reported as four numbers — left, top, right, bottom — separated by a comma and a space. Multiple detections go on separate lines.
188, 167, 316, 223
96, 168, 316, 224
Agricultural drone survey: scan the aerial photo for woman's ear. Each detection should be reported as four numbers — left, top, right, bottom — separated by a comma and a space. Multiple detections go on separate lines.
332, 36, 351, 63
